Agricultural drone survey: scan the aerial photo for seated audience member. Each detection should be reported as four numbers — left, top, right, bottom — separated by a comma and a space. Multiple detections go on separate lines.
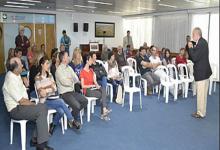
90, 52, 108, 89
56, 51, 88, 120
160, 47, 166, 61
27, 44, 37, 68
69, 47, 84, 93
143, 42, 148, 49
50, 51, 59, 81
50, 48, 58, 59
101, 44, 110, 62
15, 47, 27, 71
149, 46, 167, 80
176, 48, 187, 65
15, 47, 29, 87
40, 44, 46, 54
115, 45, 127, 72
162, 48, 172, 66
80, 53, 111, 121
126, 45, 133, 58
146, 47, 151, 58
60, 44, 65, 53
35, 56, 81, 134
3, 57, 53, 150
107, 51, 123, 102
5, 48, 15, 71
29, 52, 44, 98
137, 46, 160, 94
69, 47, 84, 77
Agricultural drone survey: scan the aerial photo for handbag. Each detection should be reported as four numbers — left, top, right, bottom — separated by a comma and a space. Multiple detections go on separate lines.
92, 63, 107, 80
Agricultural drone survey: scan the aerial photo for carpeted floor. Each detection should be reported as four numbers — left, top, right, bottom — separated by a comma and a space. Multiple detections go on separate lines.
0, 73, 219, 150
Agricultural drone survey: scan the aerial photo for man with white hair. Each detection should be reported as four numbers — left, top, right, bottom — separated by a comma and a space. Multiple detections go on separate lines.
188, 27, 212, 119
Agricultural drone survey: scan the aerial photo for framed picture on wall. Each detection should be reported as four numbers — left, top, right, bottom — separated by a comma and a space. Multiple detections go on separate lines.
89, 42, 99, 51
95, 22, 115, 37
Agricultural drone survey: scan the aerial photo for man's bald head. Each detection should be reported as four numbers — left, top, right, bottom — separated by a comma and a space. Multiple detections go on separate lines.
9, 57, 22, 74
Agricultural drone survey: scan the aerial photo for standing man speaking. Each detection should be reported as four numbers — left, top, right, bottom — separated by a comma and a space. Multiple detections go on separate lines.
188, 27, 212, 119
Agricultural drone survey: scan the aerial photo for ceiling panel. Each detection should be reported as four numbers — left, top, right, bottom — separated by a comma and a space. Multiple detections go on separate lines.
0, 0, 219, 16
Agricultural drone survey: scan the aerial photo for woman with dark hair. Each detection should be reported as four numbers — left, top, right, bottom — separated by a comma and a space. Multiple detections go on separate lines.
107, 51, 123, 102
35, 56, 81, 135
5, 48, 15, 71
50, 51, 59, 81
162, 48, 172, 66
80, 52, 111, 121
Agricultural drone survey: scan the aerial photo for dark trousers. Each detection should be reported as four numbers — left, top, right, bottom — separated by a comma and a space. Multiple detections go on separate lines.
10, 103, 49, 144
61, 91, 88, 119
85, 87, 107, 114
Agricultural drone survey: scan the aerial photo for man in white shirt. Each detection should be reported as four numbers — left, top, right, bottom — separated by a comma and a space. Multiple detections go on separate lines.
56, 51, 88, 120
2, 57, 53, 150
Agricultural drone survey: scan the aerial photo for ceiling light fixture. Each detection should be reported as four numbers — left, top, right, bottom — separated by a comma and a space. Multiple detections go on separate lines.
138, 7, 155, 10
6, 1, 35, 5
159, 3, 177, 8
108, 11, 121, 13
56, 8, 75, 12
19, 0, 41, 3
88, 1, 112, 5
4, 4, 29, 8
74, 5, 96, 9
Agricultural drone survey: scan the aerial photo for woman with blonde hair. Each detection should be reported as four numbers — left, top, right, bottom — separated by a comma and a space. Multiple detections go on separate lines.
69, 47, 84, 77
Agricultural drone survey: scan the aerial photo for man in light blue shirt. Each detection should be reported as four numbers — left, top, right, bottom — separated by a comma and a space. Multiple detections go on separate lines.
60, 30, 71, 55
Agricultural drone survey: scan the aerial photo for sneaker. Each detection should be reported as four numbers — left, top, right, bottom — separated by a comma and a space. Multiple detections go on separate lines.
100, 115, 111, 121
68, 120, 81, 129
49, 123, 56, 136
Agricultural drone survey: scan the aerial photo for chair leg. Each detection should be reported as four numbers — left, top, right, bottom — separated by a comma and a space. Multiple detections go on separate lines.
185, 82, 189, 98
165, 86, 169, 103
129, 92, 133, 112
20, 122, 26, 150
10, 121, 13, 144
139, 91, 142, 110
60, 117, 64, 134
80, 110, 83, 125
63, 114, 67, 130
214, 81, 216, 93
122, 91, 125, 107
110, 86, 113, 103
87, 102, 91, 122
209, 79, 213, 95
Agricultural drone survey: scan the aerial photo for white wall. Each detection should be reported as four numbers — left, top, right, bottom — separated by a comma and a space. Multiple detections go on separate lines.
56, 12, 123, 57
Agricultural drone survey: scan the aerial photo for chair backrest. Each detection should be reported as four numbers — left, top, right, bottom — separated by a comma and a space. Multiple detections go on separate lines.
121, 66, 141, 89
157, 65, 169, 82
177, 64, 189, 79
96, 60, 104, 66
167, 64, 178, 80
96, 59, 108, 73
127, 57, 137, 73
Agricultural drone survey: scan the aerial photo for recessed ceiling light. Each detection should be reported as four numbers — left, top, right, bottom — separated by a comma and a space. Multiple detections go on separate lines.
56, 8, 75, 12
74, 5, 96, 9
4, 4, 29, 8
19, 0, 41, 3
108, 11, 121, 14
88, 1, 112, 5
6, 1, 35, 5
159, 3, 177, 8
138, 7, 155, 11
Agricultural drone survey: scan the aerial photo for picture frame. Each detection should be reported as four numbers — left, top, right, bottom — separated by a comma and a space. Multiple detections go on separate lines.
95, 22, 115, 37
89, 42, 99, 51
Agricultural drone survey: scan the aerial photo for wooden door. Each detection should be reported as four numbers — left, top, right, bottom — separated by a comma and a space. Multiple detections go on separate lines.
45, 24, 55, 58
0, 23, 5, 74
35, 24, 45, 52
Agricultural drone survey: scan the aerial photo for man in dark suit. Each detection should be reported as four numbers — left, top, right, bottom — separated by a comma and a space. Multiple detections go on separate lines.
188, 27, 212, 119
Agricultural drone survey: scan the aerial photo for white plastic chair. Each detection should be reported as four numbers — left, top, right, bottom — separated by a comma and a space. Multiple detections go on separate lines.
121, 66, 142, 112
177, 64, 194, 98
34, 84, 64, 134
127, 57, 148, 96
10, 119, 28, 150
187, 62, 196, 96
209, 64, 218, 95
157, 65, 175, 103
167, 64, 183, 100
85, 97, 98, 122
96, 60, 114, 103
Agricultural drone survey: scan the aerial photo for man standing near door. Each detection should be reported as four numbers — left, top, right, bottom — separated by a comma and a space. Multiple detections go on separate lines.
188, 27, 212, 119
60, 30, 71, 55
123, 30, 133, 58
15, 25, 30, 70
